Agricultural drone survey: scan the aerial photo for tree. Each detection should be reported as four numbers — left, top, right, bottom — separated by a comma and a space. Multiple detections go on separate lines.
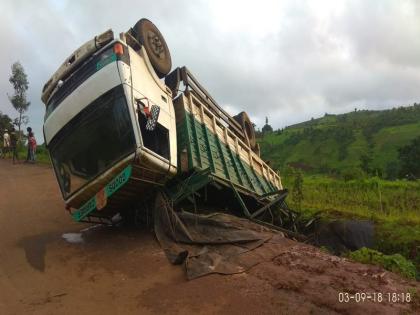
385, 161, 400, 180
398, 136, 420, 179
8, 62, 30, 139
0, 112, 13, 133
359, 153, 373, 174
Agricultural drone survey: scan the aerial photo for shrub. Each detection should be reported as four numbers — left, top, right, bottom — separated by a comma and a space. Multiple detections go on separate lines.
341, 168, 366, 181
347, 247, 417, 279
385, 161, 400, 180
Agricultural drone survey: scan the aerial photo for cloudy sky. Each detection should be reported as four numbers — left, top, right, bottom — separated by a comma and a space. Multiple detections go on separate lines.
1, 0, 420, 141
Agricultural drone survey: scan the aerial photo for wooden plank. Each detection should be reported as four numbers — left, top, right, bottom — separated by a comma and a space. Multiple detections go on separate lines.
187, 95, 203, 168
201, 107, 216, 173
214, 130, 231, 180
183, 111, 196, 169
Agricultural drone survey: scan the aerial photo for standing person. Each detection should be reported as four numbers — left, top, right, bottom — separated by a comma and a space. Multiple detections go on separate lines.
28, 131, 37, 163
3, 129, 10, 158
10, 127, 18, 164
25, 127, 32, 162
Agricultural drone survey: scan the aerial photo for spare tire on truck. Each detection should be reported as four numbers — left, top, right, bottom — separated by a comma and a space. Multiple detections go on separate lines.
132, 18, 172, 78
233, 111, 256, 150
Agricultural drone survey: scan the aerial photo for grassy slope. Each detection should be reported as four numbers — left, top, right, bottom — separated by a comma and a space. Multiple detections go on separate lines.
283, 174, 420, 277
259, 105, 420, 276
259, 105, 420, 175
372, 123, 420, 170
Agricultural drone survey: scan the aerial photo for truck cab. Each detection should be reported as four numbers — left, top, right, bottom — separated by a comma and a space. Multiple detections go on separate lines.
42, 26, 177, 212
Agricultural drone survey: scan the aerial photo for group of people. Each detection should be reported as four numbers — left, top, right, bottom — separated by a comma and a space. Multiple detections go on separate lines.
1, 126, 37, 164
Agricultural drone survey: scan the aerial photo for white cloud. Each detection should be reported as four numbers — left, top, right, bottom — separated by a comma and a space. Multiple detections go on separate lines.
0, 0, 419, 141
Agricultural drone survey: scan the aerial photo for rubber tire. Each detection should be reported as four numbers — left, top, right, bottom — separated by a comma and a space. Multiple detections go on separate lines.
233, 111, 256, 149
132, 18, 172, 78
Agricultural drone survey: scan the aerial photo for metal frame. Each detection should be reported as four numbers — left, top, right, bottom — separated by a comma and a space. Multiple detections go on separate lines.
166, 66, 247, 143
165, 168, 213, 205
229, 185, 305, 240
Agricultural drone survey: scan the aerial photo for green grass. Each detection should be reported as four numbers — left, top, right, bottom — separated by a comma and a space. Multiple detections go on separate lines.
372, 123, 420, 170
283, 173, 420, 277
346, 247, 417, 279
259, 104, 420, 175
15, 144, 51, 165
284, 175, 420, 222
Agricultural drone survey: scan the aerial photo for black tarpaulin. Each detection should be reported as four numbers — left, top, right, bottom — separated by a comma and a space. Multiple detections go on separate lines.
153, 192, 285, 279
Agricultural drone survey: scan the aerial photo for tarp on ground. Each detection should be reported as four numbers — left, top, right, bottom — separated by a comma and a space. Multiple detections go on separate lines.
153, 192, 286, 279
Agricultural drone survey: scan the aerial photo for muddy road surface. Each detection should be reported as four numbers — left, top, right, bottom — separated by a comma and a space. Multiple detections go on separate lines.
0, 160, 418, 314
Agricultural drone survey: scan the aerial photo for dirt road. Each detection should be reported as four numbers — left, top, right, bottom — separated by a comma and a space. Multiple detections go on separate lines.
0, 159, 418, 314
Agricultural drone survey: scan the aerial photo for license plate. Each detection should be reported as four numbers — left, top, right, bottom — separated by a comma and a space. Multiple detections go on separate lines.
72, 165, 132, 221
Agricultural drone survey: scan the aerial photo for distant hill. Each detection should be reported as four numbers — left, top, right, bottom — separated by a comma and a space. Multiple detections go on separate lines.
258, 104, 420, 178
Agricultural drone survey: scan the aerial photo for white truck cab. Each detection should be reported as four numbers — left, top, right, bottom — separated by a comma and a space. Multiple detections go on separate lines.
42, 24, 177, 210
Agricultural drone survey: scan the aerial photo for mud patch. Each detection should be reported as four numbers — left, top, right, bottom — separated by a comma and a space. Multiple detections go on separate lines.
18, 232, 58, 272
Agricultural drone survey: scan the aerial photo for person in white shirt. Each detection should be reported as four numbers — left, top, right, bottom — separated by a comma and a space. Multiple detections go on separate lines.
3, 130, 10, 157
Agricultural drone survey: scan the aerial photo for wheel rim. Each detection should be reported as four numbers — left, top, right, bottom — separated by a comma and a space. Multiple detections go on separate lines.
147, 30, 165, 58
132, 18, 172, 78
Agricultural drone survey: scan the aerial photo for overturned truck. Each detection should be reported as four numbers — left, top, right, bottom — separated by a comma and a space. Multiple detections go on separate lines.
41, 19, 290, 231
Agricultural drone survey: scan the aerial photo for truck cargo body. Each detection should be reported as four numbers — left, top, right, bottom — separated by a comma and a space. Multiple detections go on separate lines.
174, 91, 281, 197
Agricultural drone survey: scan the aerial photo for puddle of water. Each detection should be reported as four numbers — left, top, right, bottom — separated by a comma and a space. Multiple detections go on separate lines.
314, 220, 374, 254
18, 233, 57, 272
19, 224, 116, 271
62, 233, 84, 244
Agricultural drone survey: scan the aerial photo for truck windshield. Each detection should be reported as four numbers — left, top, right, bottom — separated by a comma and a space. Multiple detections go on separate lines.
48, 85, 136, 198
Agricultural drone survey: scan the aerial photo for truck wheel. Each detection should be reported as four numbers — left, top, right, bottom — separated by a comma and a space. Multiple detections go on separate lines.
233, 111, 256, 149
132, 18, 172, 78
